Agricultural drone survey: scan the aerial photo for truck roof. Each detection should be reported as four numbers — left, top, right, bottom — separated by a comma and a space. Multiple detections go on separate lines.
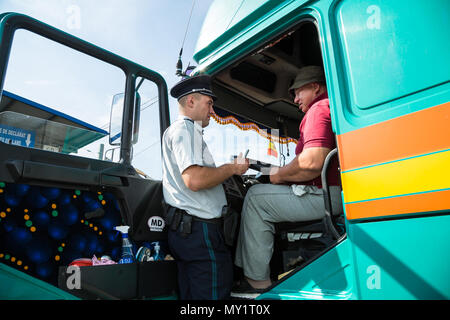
193, 0, 309, 69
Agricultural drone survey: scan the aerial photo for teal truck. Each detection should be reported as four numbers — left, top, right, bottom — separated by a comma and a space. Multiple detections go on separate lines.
0, 0, 449, 300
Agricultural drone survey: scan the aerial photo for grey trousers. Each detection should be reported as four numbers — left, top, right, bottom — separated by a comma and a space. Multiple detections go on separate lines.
234, 183, 342, 281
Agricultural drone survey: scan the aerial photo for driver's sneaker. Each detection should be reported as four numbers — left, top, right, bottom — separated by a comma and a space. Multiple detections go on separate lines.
230, 278, 266, 299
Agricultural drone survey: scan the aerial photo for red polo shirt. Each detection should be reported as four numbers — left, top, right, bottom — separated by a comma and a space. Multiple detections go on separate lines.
295, 93, 340, 188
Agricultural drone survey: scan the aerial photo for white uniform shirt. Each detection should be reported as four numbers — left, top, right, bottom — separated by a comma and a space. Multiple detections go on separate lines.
162, 115, 227, 219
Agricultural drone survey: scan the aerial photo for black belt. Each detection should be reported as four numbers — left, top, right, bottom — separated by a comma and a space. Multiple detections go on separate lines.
165, 206, 222, 237
190, 215, 222, 225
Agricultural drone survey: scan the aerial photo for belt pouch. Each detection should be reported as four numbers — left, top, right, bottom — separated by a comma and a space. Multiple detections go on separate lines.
165, 206, 176, 226
222, 206, 240, 247
171, 210, 182, 231
179, 214, 193, 236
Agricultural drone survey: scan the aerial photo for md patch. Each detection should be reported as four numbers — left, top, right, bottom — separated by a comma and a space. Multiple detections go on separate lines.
147, 216, 165, 232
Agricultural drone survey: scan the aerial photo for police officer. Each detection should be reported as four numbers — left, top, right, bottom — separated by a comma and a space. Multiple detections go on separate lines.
162, 75, 249, 300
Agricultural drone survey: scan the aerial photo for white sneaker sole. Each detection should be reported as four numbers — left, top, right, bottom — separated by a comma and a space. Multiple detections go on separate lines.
230, 292, 261, 299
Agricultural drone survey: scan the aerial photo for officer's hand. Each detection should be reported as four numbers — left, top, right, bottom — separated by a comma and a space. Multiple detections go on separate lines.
233, 152, 250, 175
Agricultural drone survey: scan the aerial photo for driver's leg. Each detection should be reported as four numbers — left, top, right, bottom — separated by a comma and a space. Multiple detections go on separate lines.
234, 183, 325, 285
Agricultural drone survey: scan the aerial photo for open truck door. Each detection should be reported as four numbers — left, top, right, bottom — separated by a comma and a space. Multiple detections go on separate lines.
0, 12, 177, 299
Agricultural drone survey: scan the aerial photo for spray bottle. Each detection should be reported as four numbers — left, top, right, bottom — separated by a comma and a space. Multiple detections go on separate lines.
114, 226, 135, 264
151, 241, 164, 261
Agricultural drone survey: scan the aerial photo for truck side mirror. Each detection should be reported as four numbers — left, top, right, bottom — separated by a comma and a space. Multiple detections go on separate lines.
109, 92, 140, 146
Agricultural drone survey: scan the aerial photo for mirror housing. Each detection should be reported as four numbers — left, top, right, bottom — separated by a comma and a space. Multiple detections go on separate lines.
109, 92, 140, 146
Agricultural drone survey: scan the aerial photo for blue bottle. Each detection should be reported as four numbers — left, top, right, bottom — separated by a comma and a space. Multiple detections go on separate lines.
114, 226, 135, 264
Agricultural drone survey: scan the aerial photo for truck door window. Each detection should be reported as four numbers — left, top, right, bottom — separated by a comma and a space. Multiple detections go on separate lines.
130, 77, 162, 180
336, 0, 449, 111
0, 29, 125, 162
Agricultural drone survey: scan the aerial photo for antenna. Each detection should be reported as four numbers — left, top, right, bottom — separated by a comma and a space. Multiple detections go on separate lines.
176, 0, 196, 77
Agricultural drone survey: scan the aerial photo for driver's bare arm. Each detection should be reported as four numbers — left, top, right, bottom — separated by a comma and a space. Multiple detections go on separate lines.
182, 153, 249, 192
270, 147, 331, 184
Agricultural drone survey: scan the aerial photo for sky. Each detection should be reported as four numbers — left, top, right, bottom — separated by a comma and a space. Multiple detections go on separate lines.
0, 0, 296, 179
0, 0, 213, 116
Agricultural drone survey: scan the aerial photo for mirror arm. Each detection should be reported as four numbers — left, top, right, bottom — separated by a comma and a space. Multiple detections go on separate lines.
119, 73, 136, 166
135, 77, 144, 91
157, 80, 170, 148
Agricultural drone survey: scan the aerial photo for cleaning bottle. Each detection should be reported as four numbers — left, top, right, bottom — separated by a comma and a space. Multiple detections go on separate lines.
152, 241, 163, 261
115, 226, 135, 264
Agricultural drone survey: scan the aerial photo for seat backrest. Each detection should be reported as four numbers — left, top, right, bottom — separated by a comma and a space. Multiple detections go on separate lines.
321, 148, 341, 215
321, 148, 343, 239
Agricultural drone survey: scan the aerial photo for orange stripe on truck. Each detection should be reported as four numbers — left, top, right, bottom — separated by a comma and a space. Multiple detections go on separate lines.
345, 189, 450, 220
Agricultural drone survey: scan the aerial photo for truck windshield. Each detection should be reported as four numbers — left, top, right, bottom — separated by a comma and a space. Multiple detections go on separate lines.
204, 117, 297, 173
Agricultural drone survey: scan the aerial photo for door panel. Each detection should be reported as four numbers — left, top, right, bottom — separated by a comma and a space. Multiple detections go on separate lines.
0, 13, 170, 291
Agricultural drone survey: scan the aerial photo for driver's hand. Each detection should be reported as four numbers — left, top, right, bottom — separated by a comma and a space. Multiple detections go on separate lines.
232, 152, 250, 175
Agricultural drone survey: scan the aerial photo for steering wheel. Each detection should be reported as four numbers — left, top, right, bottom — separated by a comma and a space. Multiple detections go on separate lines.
232, 155, 273, 172
231, 156, 275, 185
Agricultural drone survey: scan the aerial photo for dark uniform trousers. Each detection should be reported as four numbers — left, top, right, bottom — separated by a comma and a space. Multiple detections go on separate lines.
168, 218, 233, 300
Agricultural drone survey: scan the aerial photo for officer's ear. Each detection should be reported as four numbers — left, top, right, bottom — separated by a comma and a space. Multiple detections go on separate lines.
187, 93, 202, 110
179, 94, 194, 109
185, 94, 196, 109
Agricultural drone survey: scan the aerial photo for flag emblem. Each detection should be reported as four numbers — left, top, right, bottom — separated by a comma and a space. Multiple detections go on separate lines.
267, 141, 278, 158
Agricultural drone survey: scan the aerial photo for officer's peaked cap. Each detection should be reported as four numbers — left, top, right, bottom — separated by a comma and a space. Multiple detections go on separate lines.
170, 75, 217, 101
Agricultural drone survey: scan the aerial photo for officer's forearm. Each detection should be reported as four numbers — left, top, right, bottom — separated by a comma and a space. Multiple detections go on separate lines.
182, 164, 236, 192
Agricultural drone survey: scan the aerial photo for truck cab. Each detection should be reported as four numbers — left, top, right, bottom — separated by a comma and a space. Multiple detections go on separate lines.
0, 0, 449, 300
193, 0, 450, 300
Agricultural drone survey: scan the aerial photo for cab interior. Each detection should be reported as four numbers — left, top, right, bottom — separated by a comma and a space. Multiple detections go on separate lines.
210, 20, 346, 285
211, 21, 324, 140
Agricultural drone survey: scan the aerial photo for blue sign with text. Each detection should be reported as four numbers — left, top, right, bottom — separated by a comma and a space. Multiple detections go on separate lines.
0, 124, 35, 148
